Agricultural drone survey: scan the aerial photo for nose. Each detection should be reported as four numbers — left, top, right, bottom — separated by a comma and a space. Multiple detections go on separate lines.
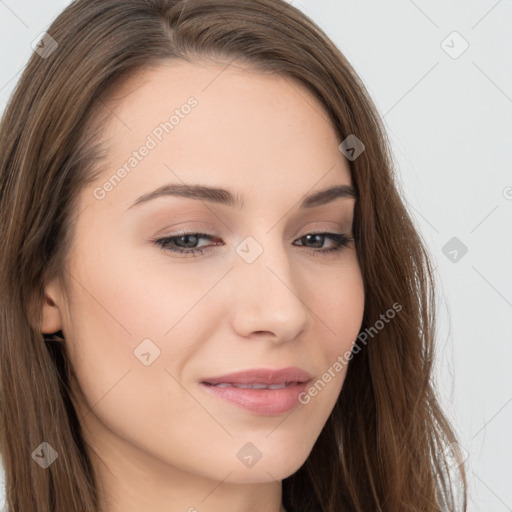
228, 237, 310, 343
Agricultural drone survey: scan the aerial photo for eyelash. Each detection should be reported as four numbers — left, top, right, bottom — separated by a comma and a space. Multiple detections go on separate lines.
153, 231, 354, 258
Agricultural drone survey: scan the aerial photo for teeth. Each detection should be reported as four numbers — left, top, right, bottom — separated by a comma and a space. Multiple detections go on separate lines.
211, 382, 289, 389
234, 383, 268, 389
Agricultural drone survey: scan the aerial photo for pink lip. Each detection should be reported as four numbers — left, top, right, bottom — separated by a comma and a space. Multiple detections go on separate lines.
201, 367, 312, 386
199, 367, 312, 415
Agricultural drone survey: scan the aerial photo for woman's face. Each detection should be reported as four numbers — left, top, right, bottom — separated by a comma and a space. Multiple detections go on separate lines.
43, 59, 364, 494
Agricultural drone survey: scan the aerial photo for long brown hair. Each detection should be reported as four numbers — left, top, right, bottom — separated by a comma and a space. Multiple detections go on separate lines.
0, 1, 467, 510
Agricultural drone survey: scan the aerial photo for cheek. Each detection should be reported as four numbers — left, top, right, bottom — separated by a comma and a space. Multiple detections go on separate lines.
300, 257, 365, 406
61, 258, 227, 478
63, 234, 216, 353
309, 255, 365, 354
60, 240, 232, 436
328, 269, 365, 359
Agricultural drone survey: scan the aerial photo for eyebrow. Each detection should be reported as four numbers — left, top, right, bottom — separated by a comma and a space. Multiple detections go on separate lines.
126, 183, 357, 211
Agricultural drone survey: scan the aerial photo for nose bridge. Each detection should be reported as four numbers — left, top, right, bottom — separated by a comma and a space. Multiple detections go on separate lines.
229, 232, 309, 340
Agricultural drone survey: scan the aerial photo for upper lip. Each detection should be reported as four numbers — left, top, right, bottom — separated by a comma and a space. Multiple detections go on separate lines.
201, 367, 312, 385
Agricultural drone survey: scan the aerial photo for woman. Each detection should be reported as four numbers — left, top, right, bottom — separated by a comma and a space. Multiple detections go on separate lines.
0, 0, 467, 511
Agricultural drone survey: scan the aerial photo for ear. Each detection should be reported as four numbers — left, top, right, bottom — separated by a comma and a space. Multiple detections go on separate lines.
40, 278, 64, 334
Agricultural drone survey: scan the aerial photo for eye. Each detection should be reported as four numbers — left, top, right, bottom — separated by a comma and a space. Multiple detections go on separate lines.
153, 231, 353, 258
154, 232, 220, 257
294, 232, 353, 256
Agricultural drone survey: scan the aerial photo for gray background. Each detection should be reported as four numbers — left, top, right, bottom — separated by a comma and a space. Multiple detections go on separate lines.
1, 1, 511, 510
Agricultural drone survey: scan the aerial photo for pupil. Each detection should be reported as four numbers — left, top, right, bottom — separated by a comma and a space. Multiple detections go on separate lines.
306, 234, 323, 248
179, 235, 197, 248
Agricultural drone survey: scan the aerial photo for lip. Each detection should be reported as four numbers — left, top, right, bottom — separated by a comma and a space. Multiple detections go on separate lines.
199, 367, 312, 416
201, 367, 312, 386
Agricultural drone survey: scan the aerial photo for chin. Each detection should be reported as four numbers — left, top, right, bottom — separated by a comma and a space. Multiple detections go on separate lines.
221, 459, 307, 484
212, 438, 314, 484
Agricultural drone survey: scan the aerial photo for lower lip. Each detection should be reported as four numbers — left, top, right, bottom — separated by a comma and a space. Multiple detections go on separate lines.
199, 381, 310, 415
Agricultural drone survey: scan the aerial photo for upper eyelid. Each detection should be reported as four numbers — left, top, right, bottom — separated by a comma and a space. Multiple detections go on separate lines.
158, 219, 350, 237
158, 229, 347, 239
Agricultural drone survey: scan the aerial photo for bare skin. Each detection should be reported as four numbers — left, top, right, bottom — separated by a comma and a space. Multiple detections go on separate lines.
41, 58, 365, 512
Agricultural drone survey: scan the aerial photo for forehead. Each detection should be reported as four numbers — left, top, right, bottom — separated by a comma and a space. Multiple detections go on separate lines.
89, 59, 351, 209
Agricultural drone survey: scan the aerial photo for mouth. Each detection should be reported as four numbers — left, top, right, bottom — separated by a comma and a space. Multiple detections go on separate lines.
201, 381, 303, 389
200, 366, 312, 387
199, 367, 312, 415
